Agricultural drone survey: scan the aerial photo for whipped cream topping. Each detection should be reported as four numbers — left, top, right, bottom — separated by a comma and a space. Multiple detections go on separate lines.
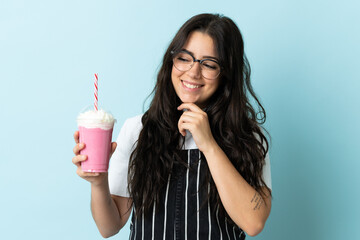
77, 109, 116, 130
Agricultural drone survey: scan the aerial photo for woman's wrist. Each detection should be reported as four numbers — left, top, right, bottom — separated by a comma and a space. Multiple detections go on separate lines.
201, 138, 220, 156
90, 175, 112, 204
90, 173, 109, 188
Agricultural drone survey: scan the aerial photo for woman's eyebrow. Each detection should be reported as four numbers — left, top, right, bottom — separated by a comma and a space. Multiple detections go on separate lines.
182, 48, 219, 61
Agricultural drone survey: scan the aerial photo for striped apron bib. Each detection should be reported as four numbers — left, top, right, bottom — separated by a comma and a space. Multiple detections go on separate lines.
129, 149, 245, 240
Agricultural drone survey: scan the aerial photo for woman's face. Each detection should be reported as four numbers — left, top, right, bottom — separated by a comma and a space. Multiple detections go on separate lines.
171, 31, 220, 108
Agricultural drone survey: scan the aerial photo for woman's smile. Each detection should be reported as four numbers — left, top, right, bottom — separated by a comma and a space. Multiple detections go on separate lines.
181, 80, 204, 90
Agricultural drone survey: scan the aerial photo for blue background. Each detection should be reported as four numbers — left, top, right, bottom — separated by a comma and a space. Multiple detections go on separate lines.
1, 0, 359, 239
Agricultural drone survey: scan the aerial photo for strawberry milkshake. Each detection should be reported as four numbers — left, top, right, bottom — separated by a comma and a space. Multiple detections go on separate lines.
77, 109, 116, 172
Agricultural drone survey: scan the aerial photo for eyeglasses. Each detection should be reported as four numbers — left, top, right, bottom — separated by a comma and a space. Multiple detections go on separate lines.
172, 50, 221, 80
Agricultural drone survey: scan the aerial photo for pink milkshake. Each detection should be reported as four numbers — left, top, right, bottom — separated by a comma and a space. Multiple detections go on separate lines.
77, 109, 116, 172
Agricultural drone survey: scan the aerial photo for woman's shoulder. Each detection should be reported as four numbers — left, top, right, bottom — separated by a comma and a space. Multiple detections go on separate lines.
123, 114, 143, 129
121, 114, 143, 138
117, 114, 143, 143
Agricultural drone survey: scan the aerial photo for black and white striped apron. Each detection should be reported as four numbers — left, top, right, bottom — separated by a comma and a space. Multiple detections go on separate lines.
129, 149, 245, 240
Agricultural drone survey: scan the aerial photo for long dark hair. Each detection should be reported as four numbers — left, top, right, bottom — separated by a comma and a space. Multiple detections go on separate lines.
128, 13, 271, 222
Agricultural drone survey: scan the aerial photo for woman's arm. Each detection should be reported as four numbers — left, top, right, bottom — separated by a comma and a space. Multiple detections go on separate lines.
90, 177, 133, 238
73, 132, 132, 238
201, 143, 271, 236
177, 103, 271, 236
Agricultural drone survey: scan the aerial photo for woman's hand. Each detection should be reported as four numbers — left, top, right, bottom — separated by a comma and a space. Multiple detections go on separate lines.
72, 131, 117, 186
177, 103, 217, 153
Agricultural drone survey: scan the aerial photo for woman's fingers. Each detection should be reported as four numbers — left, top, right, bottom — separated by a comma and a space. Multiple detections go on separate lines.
109, 142, 117, 159
72, 154, 87, 167
73, 131, 85, 155
76, 167, 100, 178
178, 122, 193, 136
73, 142, 85, 155
178, 111, 205, 134
178, 116, 190, 136
74, 131, 80, 144
177, 103, 202, 113
178, 124, 186, 136
72, 131, 89, 172
178, 110, 195, 136
111, 142, 117, 154
73, 155, 101, 179
179, 112, 200, 123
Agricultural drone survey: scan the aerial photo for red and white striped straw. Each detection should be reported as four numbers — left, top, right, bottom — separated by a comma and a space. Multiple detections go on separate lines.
94, 73, 98, 111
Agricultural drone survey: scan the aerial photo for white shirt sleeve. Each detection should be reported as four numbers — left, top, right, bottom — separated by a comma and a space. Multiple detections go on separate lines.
254, 129, 272, 191
108, 115, 143, 197
262, 150, 272, 190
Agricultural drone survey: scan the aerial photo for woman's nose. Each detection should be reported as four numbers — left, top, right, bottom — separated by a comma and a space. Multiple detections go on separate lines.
186, 62, 202, 79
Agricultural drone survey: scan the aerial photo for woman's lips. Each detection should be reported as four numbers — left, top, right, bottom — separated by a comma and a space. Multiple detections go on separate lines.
181, 80, 203, 91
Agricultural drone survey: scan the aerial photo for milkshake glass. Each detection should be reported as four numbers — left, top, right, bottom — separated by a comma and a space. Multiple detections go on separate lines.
77, 109, 116, 172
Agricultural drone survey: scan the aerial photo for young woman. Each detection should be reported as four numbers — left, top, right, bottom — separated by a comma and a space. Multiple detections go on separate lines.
73, 13, 272, 239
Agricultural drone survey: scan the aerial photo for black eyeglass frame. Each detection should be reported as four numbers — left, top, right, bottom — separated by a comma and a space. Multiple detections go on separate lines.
171, 50, 222, 79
